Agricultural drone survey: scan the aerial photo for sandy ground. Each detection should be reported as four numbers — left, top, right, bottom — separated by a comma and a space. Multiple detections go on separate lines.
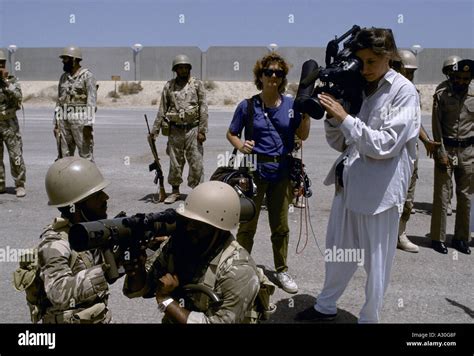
20, 80, 437, 113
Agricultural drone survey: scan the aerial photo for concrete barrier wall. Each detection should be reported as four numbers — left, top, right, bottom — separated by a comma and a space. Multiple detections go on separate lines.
2, 46, 473, 84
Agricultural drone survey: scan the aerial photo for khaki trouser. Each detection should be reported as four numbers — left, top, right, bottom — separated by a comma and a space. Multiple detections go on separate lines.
430, 145, 473, 242
166, 126, 203, 188
0, 116, 26, 188
237, 175, 292, 273
58, 118, 94, 161
401, 153, 419, 223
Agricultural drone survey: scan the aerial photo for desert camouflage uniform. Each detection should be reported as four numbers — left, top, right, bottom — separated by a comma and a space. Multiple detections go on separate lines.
152, 77, 208, 188
56, 68, 97, 161
430, 82, 474, 242
38, 217, 111, 323
0, 75, 25, 190
123, 234, 261, 324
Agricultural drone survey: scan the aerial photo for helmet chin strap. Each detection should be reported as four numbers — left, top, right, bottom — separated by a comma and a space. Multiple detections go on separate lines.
80, 207, 91, 222
200, 229, 220, 257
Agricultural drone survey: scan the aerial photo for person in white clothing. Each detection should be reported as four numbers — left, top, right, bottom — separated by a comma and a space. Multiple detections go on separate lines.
295, 28, 420, 323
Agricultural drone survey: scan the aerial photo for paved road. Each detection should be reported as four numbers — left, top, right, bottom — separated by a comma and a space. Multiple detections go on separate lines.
1, 106, 472, 323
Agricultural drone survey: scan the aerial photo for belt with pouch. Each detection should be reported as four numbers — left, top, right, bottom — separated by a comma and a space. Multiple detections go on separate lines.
170, 121, 199, 130
443, 136, 474, 148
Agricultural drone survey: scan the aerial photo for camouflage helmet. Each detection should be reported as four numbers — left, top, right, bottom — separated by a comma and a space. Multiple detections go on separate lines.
60, 46, 82, 60
172, 54, 192, 71
176, 181, 240, 231
0, 50, 6, 61
442, 55, 462, 75
45, 157, 110, 208
397, 49, 418, 69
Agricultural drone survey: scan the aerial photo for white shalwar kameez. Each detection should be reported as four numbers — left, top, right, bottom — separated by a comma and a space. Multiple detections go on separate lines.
315, 69, 421, 323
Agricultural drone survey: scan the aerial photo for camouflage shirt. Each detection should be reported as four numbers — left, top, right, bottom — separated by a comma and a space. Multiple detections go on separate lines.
153, 76, 208, 135
56, 68, 97, 125
38, 217, 109, 318
0, 75, 22, 119
432, 81, 474, 156
123, 234, 260, 324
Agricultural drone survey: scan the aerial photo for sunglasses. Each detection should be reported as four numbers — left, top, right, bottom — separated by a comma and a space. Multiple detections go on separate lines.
263, 69, 285, 78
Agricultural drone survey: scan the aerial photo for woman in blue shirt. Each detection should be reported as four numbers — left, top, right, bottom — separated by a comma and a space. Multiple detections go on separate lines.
227, 52, 310, 294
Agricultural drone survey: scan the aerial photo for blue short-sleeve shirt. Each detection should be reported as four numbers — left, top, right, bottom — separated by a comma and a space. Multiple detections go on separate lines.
229, 95, 302, 181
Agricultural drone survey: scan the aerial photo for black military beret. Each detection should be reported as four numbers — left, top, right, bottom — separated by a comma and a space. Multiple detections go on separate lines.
454, 59, 474, 74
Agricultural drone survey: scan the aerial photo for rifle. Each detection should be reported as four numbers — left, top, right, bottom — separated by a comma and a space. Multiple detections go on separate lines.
145, 114, 166, 203
54, 109, 63, 161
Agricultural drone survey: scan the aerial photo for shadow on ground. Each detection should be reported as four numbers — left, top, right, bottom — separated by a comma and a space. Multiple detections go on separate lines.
139, 193, 188, 204
264, 294, 358, 324
445, 298, 474, 319
258, 265, 358, 324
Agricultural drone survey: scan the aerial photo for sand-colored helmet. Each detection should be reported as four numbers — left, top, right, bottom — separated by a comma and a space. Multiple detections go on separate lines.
45, 157, 109, 207
59, 46, 83, 60
176, 181, 240, 231
172, 54, 192, 71
397, 49, 418, 69
442, 55, 462, 75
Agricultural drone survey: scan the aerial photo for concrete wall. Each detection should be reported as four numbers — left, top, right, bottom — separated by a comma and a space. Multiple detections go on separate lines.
414, 48, 474, 84
2, 46, 473, 84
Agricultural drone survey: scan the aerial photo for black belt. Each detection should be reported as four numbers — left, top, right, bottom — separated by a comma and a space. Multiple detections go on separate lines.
170, 121, 199, 130
256, 154, 289, 163
443, 137, 474, 148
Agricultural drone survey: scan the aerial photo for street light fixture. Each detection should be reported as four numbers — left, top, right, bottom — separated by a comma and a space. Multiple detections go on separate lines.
410, 44, 423, 56
8, 45, 17, 73
131, 43, 143, 81
267, 43, 278, 52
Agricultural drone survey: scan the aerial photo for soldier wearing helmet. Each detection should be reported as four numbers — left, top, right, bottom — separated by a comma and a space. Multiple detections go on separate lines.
0, 49, 26, 197
150, 54, 208, 204
37, 157, 113, 323
391, 50, 441, 253
55, 46, 97, 161
123, 181, 264, 324
430, 58, 474, 255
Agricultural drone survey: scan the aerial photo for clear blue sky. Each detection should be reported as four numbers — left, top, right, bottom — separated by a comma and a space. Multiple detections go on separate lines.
0, 0, 473, 49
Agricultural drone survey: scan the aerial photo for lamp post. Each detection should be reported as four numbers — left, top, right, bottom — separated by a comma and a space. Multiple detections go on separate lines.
131, 43, 143, 81
410, 44, 423, 56
267, 43, 278, 52
8, 45, 17, 74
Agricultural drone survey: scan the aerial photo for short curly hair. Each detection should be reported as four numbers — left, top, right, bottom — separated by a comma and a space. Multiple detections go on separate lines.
253, 52, 289, 94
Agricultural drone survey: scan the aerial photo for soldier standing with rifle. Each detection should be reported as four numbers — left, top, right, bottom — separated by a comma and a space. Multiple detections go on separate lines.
54, 46, 97, 161
0, 49, 26, 197
150, 54, 208, 204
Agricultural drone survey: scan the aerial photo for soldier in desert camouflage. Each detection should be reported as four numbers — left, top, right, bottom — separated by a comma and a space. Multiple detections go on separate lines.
54, 46, 97, 161
123, 181, 263, 323
38, 157, 112, 323
151, 54, 208, 204
0, 49, 26, 197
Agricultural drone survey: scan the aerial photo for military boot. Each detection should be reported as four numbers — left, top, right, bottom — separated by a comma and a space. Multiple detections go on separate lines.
164, 186, 180, 204
397, 219, 419, 253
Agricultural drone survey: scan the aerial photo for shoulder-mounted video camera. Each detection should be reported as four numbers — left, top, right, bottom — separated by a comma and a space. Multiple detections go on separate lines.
293, 25, 364, 120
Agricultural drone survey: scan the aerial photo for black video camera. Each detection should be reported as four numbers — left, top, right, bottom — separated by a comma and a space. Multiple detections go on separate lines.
294, 25, 364, 120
